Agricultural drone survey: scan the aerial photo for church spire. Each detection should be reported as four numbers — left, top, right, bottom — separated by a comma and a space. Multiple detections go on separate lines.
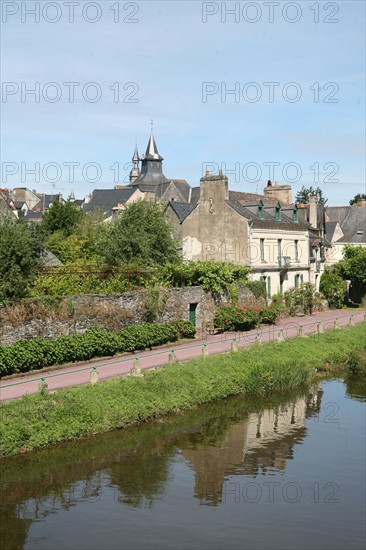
129, 125, 168, 186
144, 124, 163, 161
129, 143, 140, 182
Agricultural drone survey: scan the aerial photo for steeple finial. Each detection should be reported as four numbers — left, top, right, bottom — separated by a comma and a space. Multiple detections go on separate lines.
129, 142, 140, 182
150, 119, 154, 133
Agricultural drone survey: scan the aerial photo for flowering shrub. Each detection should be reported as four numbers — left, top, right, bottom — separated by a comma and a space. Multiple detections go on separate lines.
214, 304, 279, 331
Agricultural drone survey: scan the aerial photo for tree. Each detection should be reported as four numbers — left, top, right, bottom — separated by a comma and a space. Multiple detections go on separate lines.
333, 245, 366, 304
349, 194, 366, 206
0, 219, 43, 302
45, 212, 103, 264
338, 245, 366, 285
97, 200, 180, 267
295, 186, 328, 205
42, 200, 83, 236
319, 271, 347, 309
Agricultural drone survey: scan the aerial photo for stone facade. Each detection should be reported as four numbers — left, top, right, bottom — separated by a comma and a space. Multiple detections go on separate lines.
0, 285, 260, 346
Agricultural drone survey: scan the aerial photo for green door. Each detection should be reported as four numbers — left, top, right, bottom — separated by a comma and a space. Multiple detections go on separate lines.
189, 303, 197, 326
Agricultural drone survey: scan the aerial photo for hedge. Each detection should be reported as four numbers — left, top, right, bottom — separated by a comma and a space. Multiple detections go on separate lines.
0, 320, 195, 377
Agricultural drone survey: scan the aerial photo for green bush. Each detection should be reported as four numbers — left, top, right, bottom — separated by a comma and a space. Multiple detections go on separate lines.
214, 304, 279, 331
319, 271, 347, 309
246, 280, 267, 301
0, 321, 195, 377
153, 261, 250, 294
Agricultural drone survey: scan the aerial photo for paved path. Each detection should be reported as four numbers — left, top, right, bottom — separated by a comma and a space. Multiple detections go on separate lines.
1, 309, 364, 402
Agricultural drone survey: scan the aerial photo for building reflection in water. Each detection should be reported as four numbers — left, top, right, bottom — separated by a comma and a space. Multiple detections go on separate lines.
0, 385, 324, 548
182, 386, 323, 505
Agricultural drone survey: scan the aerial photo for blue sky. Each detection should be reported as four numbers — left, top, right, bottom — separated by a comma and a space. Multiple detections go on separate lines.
1, 0, 365, 205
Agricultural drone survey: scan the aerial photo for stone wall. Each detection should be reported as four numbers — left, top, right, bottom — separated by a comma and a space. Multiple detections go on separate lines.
0, 285, 260, 346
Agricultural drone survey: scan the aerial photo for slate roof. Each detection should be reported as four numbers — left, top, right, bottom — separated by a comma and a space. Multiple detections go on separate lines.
325, 206, 366, 244
229, 190, 282, 206
226, 200, 309, 230
0, 193, 16, 220
190, 186, 200, 204
82, 188, 136, 217
169, 201, 197, 222
324, 221, 338, 243
170, 180, 191, 202
35, 194, 63, 210
23, 211, 43, 222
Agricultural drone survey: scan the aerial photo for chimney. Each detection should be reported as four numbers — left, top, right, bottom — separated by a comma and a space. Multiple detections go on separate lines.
200, 170, 229, 204
353, 198, 366, 208
263, 181, 292, 205
309, 195, 318, 228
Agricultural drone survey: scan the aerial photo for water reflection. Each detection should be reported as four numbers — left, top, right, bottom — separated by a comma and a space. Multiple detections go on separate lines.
182, 387, 323, 505
1, 380, 361, 550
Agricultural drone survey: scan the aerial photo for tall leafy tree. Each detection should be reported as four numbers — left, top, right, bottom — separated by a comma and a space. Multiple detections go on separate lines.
42, 199, 83, 236
338, 245, 366, 285
97, 200, 180, 267
0, 219, 43, 301
295, 186, 328, 205
349, 193, 366, 205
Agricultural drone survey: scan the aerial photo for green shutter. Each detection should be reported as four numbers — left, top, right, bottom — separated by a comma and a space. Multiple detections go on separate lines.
267, 276, 271, 299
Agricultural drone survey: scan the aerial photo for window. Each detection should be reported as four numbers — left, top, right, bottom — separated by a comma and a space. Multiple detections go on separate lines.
294, 207, 298, 222
276, 204, 281, 221
278, 239, 282, 267
260, 238, 265, 261
267, 276, 271, 299
295, 240, 299, 262
294, 274, 299, 288
300, 274, 304, 285
280, 279, 283, 297
258, 201, 264, 219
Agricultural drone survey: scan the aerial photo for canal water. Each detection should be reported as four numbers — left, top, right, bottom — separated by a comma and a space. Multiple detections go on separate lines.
1, 377, 365, 550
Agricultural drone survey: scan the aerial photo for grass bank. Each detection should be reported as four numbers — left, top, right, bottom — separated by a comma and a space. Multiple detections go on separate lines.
1, 323, 365, 457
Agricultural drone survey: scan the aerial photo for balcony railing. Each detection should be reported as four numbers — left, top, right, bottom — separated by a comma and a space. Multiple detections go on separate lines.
278, 256, 291, 269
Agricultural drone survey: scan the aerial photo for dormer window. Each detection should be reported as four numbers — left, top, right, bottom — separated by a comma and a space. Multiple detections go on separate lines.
258, 201, 264, 220
294, 206, 298, 222
276, 204, 281, 221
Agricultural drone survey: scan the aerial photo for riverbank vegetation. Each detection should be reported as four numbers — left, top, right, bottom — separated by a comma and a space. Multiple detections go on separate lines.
1, 323, 365, 458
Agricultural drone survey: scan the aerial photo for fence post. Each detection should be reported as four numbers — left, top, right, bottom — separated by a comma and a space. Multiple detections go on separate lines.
90, 366, 99, 384
334, 317, 340, 330
349, 315, 354, 326
255, 330, 262, 344
231, 338, 238, 353
38, 377, 48, 392
317, 322, 323, 334
131, 357, 142, 376
202, 343, 209, 357
277, 329, 285, 342
169, 350, 177, 364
